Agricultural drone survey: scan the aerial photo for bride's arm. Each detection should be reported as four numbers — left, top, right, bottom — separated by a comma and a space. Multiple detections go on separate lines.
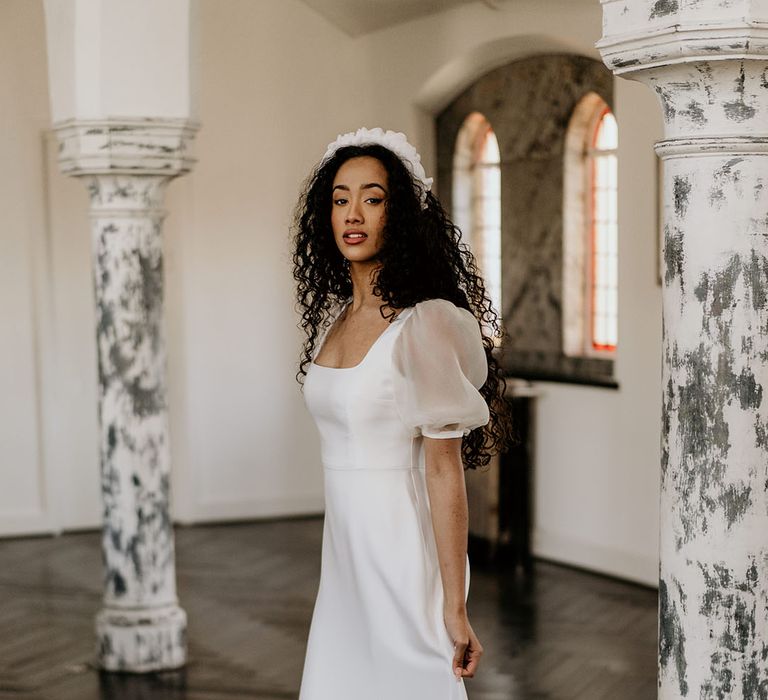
424, 435, 483, 680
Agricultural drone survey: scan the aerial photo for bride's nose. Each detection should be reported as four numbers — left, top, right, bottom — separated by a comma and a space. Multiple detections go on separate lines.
346, 198, 363, 224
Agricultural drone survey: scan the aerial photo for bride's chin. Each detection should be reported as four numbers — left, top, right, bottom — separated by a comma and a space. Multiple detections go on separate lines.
342, 253, 381, 266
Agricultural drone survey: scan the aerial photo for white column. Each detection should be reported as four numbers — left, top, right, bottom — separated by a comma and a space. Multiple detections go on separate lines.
42, 0, 200, 672
55, 119, 198, 671
597, 2, 768, 696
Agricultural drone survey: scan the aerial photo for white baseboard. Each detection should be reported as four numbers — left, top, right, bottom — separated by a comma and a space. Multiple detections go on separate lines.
0, 510, 58, 538
180, 493, 325, 524
1, 497, 324, 536
532, 527, 658, 588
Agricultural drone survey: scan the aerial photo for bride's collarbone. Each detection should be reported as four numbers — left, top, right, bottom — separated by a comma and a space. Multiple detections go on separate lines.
318, 307, 402, 367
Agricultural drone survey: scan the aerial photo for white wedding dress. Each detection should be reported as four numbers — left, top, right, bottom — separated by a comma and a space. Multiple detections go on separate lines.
298, 297, 490, 700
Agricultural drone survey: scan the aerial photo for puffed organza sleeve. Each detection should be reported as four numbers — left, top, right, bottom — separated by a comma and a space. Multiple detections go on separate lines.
392, 298, 490, 439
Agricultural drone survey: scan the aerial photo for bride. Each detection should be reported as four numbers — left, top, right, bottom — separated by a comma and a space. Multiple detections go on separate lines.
291, 127, 515, 699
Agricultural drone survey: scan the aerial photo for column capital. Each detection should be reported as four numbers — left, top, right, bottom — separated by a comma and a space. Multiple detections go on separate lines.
52, 117, 200, 177
596, 1, 768, 147
598, 24, 768, 76
597, 0, 768, 75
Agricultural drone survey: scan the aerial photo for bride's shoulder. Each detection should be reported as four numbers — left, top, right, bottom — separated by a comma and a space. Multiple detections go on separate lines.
408, 298, 476, 325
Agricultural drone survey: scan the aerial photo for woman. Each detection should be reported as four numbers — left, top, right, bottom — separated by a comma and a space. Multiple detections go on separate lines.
291, 127, 514, 699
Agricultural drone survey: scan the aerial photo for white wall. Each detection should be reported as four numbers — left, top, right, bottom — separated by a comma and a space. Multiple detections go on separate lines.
0, 0, 65, 535
0, 0, 104, 534
165, 0, 372, 521
530, 80, 663, 587
44, 0, 198, 122
1, 0, 663, 586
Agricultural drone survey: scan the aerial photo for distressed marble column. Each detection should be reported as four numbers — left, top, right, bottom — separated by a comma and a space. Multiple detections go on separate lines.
54, 118, 198, 671
598, 2, 768, 697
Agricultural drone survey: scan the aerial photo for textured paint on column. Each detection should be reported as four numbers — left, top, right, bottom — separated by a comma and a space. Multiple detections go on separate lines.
647, 60, 768, 139
597, 2, 768, 697
52, 118, 197, 671
88, 173, 187, 670
90, 175, 176, 607
659, 147, 768, 697
52, 117, 196, 673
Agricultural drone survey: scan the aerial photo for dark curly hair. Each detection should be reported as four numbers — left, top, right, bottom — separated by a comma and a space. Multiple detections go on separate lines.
291, 142, 517, 469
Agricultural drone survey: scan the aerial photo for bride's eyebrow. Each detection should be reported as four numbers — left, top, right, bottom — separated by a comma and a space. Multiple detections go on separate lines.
332, 183, 387, 192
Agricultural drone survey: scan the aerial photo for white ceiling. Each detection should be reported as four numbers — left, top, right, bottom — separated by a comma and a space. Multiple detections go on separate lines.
299, 0, 483, 37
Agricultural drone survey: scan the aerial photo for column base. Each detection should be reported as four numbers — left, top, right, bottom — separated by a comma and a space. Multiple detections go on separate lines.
95, 604, 187, 672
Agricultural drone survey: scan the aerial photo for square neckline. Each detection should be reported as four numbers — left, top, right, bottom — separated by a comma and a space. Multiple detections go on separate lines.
311, 299, 413, 371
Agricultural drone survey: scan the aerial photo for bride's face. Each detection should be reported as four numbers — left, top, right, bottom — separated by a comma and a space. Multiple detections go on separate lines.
331, 156, 388, 264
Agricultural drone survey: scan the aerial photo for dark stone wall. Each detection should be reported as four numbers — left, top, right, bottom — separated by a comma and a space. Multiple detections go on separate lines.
436, 54, 616, 386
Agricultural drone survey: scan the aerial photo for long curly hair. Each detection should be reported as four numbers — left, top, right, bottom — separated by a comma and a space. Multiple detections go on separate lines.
291, 142, 517, 469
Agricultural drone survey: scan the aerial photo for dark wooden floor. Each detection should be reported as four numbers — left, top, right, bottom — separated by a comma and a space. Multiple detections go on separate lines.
0, 518, 658, 699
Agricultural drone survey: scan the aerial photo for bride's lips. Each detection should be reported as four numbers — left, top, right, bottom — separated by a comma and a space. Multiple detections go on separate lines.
343, 231, 368, 245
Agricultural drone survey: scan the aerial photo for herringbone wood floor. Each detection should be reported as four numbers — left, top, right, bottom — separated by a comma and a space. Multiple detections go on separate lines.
0, 519, 657, 699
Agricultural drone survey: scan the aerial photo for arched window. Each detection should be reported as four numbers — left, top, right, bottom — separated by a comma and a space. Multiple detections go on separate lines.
453, 112, 502, 340
563, 94, 618, 357
589, 109, 618, 351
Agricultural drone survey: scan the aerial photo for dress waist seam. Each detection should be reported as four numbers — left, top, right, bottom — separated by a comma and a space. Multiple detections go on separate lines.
323, 463, 425, 472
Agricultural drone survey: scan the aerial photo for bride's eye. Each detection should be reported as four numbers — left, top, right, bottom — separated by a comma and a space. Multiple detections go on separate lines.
333, 198, 348, 206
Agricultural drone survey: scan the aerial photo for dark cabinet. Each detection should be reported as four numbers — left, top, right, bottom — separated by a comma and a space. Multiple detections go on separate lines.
467, 381, 537, 574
